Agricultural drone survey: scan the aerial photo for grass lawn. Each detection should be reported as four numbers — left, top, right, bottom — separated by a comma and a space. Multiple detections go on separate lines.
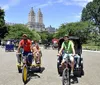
82, 45, 100, 51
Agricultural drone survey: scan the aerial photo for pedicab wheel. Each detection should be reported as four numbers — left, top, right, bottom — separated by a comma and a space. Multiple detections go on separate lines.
5, 49, 7, 52
22, 65, 28, 84
57, 62, 63, 76
62, 68, 70, 85
52, 46, 54, 50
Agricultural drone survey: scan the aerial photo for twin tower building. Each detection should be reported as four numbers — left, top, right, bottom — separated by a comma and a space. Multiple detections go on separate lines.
27, 7, 45, 31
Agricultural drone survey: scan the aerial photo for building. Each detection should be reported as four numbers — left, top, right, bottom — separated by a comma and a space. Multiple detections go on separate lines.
5, 22, 24, 26
46, 25, 56, 33
27, 7, 45, 32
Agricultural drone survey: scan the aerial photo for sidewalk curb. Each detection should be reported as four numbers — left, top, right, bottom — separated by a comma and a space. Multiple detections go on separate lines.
83, 50, 100, 53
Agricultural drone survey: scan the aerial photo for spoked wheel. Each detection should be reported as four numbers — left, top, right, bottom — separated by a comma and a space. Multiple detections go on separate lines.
57, 62, 62, 76
57, 56, 63, 76
22, 65, 28, 84
62, 68, 70, 85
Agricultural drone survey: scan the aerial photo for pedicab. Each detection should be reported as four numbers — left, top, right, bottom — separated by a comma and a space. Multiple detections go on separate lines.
16, 46, 42, 84
52, 38, 58, 50
43, 39, 51, 49
5, 40, 14, 52
57, 36, 84, 85
16, 52, 33, 84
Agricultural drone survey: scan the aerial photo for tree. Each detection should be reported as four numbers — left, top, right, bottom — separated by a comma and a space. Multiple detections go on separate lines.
0, 8, 7, 38
81, 0, 100, 32
47, 33, 54, 42
38, 31, 48, 42
4, 24, 40, 40
53, 24, 66, 38
38, 31, 54, 44
32, 30, 41, 41
54, 21, 93, 43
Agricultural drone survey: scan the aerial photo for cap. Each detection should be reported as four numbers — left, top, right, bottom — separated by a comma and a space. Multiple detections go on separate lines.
22, 34, 27, 37
64, 34, 69, 37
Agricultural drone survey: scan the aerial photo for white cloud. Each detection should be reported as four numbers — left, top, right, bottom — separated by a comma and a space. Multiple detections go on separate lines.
33, 1, 53, 8
71, 12, 81, 19
1, 0, 21, 10
36, 3, 49, 8
2, 5, 10, 10
71, 0, 93, 7
30, 0, 93, 9
75, 13, 81, 18
56, 0, 93, 7
10, 0, 21, 6
72, 0, 86, 1
56, 0, 64, 3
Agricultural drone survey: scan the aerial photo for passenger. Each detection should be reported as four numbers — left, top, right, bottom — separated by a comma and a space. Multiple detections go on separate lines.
32, 40, 42, 64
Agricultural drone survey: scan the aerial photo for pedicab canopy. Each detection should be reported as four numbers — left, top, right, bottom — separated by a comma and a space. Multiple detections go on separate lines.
52, 38, 59, 44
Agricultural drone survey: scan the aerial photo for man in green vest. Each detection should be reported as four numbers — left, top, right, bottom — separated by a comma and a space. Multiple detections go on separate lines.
58, 34, 75, 76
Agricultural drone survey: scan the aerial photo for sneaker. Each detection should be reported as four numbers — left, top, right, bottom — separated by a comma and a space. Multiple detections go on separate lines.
76, 64, 79, 68
70, 71, 74, 76
36, 61, 40, 64
70, 79, 74, 84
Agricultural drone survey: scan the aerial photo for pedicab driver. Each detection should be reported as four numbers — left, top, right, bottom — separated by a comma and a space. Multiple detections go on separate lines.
17, 34, 33, 66
57, 34, 75, 76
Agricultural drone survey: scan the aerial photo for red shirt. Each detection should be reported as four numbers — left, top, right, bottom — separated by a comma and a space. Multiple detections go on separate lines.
19, 39, 32, 52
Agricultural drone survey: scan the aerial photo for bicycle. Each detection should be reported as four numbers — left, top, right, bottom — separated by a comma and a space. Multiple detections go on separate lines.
22, 53, 33, 84
61, 54, 71, 85
16, 52, 33, 84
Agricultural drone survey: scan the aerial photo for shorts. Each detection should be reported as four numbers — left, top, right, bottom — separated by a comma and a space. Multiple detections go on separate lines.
22, 51, 33, 64
62, 53, 74, 63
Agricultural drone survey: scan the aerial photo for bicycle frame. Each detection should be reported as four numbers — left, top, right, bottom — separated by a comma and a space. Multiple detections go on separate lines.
64, 58, 71, 71
22, 53, 33, 66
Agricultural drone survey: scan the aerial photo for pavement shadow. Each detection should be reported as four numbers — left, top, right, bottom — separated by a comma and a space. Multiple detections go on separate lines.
24, 73, 40, 85
24, 67, 45, 84
29, 73, 41, 79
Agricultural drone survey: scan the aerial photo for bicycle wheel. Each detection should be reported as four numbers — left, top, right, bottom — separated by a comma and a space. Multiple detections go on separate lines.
22, 65, 28, 84
62, 68, 70, 85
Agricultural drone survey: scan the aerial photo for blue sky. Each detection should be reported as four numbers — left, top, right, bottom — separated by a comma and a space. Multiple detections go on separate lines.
1, 0, 93, 28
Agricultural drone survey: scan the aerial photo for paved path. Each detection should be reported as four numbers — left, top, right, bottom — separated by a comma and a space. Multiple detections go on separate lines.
0, 47, 100, 85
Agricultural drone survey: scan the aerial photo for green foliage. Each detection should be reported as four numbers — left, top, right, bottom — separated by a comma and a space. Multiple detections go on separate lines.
0, 8, 7, 38
54, 21, 92, 43
54, 24, 66, 38
82, 45, 100, 51
81, 0, 100, 32
38, 31, 48, 41
4, 24, 40, 40
47, 33, 54, 41
38, 31, 54, 43
0, 8, 5, 26
32, 30, 41, 41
